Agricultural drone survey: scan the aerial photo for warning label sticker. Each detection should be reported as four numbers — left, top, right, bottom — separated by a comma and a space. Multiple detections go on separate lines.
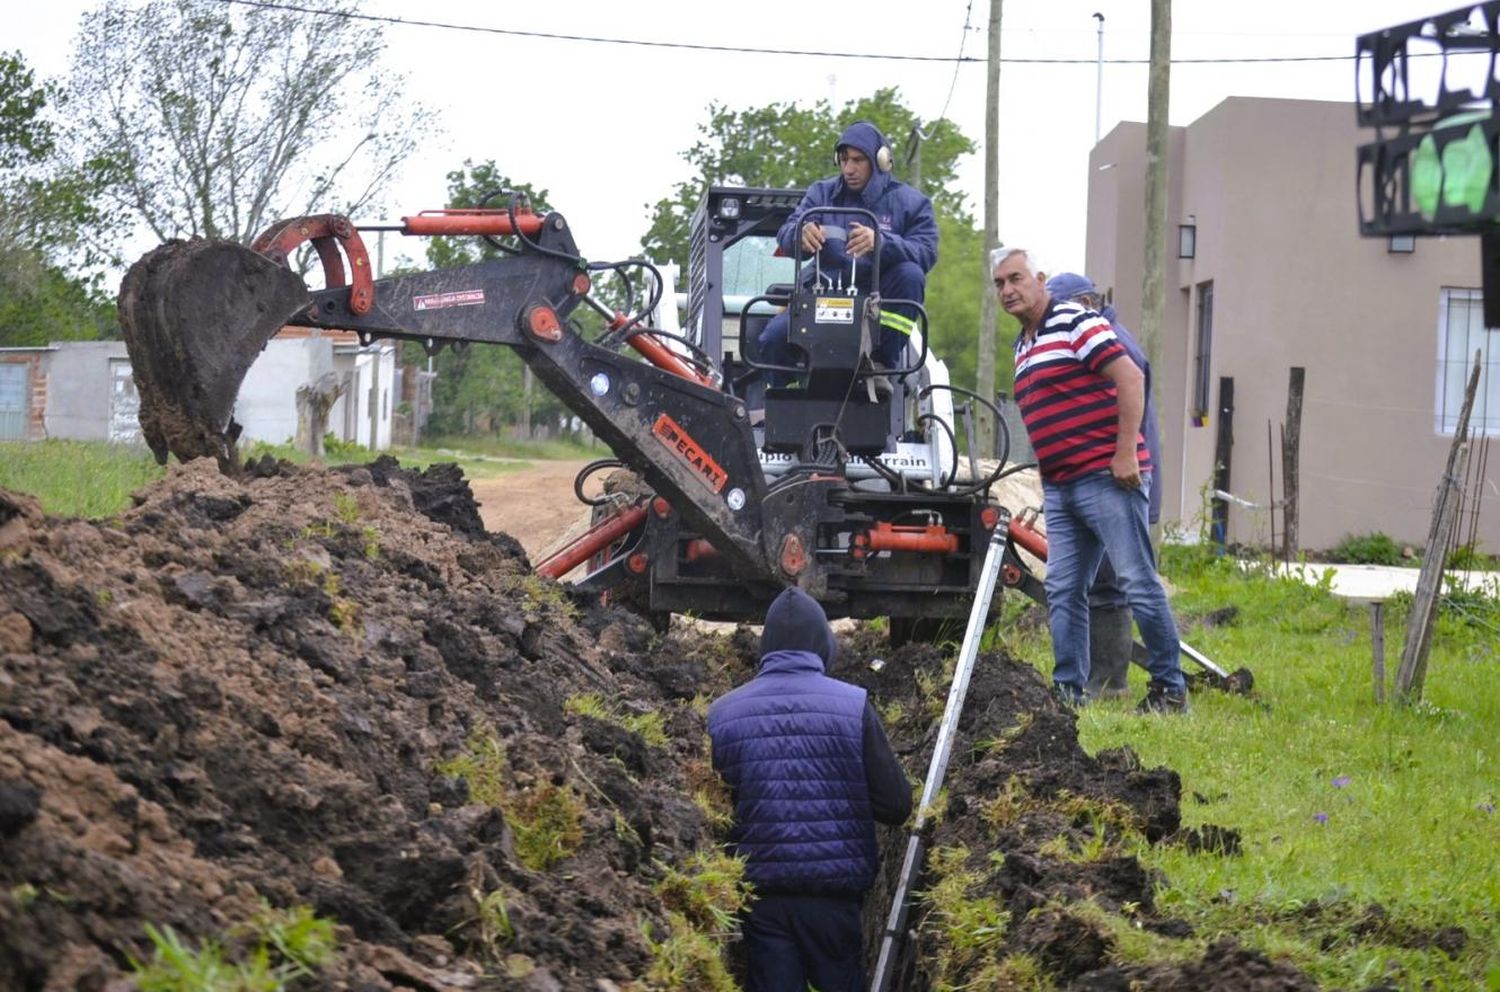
413, 289, 486, 311
815, 297, 855, 323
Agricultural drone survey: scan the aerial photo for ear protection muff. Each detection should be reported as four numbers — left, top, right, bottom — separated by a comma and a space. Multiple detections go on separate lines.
835, 121, 893, 173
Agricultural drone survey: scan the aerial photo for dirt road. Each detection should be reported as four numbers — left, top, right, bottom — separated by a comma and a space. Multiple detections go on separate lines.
470, 459, 597, 563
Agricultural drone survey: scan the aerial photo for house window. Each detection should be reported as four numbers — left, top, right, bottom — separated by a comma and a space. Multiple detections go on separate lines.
1435, 288, 1499, 436
1192, 281, 1214, 417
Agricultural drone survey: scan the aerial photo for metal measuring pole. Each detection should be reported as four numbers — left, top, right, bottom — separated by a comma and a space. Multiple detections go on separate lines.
870, 510, 1011, 992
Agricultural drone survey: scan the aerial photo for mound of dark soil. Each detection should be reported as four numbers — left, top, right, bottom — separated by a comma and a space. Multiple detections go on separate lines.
0, 460, 1319, 991
0, 461, 708, 990
835, 635, 1318, 990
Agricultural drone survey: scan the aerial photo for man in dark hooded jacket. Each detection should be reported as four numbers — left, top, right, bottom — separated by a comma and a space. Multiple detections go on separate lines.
757, 120, 939, 387
708, 587, 911, 992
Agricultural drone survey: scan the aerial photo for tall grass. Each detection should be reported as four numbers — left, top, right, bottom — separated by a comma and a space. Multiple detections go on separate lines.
0, 440, 165, 517
999, 546, 1500, 988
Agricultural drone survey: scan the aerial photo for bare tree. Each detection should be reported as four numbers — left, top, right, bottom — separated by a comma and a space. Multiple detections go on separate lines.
66, 0, 429, 246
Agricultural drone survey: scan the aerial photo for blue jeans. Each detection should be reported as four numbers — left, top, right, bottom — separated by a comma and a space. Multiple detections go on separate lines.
1042, 470, 1185, 696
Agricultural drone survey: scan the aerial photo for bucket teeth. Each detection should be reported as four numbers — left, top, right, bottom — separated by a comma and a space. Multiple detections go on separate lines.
118, 240, 310, 471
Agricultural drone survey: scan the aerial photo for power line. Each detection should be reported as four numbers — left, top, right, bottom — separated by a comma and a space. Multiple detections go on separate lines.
937, 0, 976, 123
217, 0, 1367, 66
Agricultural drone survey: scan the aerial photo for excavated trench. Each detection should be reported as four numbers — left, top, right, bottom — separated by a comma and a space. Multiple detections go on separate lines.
0, 457, 1328, 990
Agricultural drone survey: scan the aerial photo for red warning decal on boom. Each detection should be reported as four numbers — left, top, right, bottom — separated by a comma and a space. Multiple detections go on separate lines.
413, 289, 486, 311
652, 414, 728, 494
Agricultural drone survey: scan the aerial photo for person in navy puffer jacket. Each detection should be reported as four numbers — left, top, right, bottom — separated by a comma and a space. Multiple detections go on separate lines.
757, 120, 939, 387
708, 587, 911, 991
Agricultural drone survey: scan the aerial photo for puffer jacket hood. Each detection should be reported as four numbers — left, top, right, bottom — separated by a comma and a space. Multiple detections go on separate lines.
759, 587, 837, 669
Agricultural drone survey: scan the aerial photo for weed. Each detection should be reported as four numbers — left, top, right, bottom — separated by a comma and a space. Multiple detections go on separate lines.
10, 883, 38, 909
682, 753, 734, 834
509, 780, 584, 872
129, 905, 334, 992
1331, 531, 1406, 566
973, 713, 1033, 756
435, 731, 509, 807
1448, 541, 1498, 571
979, 952, 1057, 990
434, 731, 583, 871
320, 433, 368, 461
980, 776, 1031, 832
94, 587, 113, 607
502, 572, 577, 618
361, 525, 380, 559
879, 698, 908, 727
332, 491, 360, 525
564, 692, 669, 747
248, 904, 336, 978
920, 845, 1009, 985
321, 571, 359, 636
468, 884, 517, 953
914, 661, 954, 722
613, 811, 643, 846
654, 851, 752, 935
633, 913, 740, 992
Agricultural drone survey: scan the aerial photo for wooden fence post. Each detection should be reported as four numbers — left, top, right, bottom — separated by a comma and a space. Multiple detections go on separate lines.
1396, 352, 1483, 703
1282, 367, 1304, 561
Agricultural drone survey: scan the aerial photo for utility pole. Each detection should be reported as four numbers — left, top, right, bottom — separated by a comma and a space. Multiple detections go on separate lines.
1093, 12, 1105, 145
976, 0, 1003, 455
1140, 0, 1171, 368
906, 121, 926, 193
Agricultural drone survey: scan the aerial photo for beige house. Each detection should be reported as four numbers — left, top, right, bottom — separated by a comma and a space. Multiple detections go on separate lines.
1086, 97, 1498, 553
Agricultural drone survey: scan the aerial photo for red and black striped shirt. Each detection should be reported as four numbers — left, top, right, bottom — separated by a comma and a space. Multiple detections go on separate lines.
1013, 299, 1151, 484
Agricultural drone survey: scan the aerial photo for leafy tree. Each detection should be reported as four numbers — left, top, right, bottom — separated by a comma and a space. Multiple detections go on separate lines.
0, 51, 116, 346
639, 88, 1001, 396
640, 87, 974, 273
415, 160, 569, 438
66, 0, 428, 247
925, 213, 1019, 402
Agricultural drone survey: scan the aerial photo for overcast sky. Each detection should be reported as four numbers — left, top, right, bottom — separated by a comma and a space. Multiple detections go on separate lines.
9, 0, 1463, 281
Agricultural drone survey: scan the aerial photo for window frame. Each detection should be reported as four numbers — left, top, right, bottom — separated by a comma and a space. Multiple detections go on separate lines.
1434, 286, 1498, 438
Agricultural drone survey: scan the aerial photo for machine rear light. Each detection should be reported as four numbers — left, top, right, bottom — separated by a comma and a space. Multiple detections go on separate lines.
981, 506, 1001, 530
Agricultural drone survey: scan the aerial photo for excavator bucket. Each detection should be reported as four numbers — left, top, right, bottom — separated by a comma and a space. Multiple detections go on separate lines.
119, 239, 310, 470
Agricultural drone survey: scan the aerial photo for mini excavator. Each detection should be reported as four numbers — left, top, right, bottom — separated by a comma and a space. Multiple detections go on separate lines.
119, 186, 1037, 632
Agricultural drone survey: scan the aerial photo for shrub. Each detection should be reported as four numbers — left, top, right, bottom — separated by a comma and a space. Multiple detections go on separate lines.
1330, 532, 1404, 566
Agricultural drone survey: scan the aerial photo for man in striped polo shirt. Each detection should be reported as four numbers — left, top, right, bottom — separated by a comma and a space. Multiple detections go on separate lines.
992, 247, 1187, 713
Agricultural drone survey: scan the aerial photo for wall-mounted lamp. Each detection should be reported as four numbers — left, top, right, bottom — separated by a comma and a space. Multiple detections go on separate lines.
1178, 215, 1197, 259
1388, 234, 1416, 253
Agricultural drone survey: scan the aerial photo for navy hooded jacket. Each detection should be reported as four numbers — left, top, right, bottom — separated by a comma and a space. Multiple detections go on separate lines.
777, 121, 939, 291
707, 588, 910, 896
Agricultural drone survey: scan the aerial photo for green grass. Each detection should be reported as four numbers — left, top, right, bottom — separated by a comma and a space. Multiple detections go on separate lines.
0, 434, 586, 521
242, 437, 532, 481
998, 546, 1500, 989
0, 440, 165, 517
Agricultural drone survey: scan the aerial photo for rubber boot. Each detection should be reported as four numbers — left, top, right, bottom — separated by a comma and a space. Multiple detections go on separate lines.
1087, 605, 1133, 699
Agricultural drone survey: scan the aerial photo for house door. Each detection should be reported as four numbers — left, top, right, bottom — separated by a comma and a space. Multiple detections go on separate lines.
109, 359, 143, 445
0, 364, 27, 440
